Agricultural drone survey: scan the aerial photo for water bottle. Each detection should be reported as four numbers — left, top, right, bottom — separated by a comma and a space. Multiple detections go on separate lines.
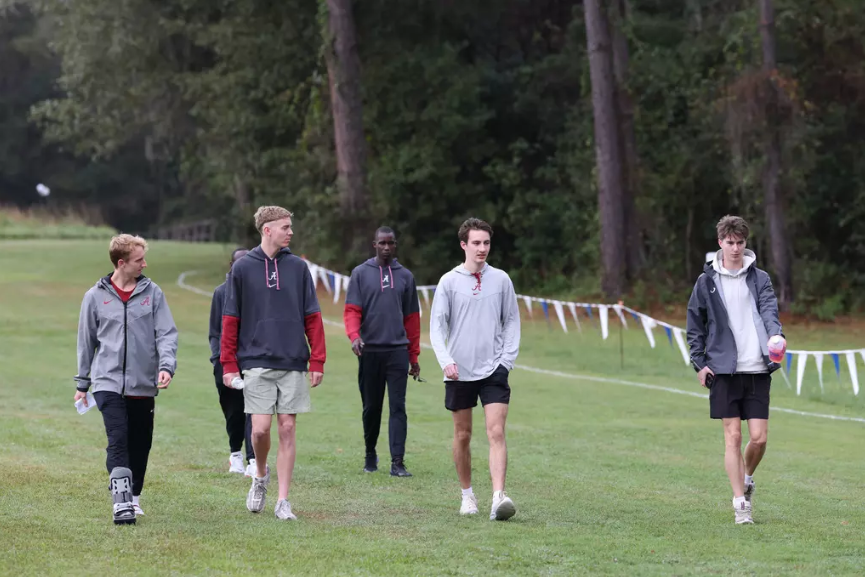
231, 376, 245, 390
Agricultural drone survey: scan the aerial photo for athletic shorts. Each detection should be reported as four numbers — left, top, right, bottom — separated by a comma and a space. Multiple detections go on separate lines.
445, 365, 511, 411
243, 368, 311, 415
709, 373, 770, 420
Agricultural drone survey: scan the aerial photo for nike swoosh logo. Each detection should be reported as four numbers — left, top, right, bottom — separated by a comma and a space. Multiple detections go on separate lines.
103, 300, 113, 304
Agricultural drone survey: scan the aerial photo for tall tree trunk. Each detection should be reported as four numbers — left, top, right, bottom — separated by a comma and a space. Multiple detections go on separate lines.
585, 0, 627, 299
759, 0, 793, 308
324, 0, 369, 262
610, 0, 643, 280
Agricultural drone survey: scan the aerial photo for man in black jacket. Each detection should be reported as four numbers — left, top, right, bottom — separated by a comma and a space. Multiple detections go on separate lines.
686, 215, 785, 525
209, 248, 254, 476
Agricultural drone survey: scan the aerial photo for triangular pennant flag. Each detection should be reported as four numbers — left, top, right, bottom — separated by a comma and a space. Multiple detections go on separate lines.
640, 314, 656, 349
332, 273, 342, 304
796, 352, 807, 395
420, 287, 430, 309
613, 304, 628, 328
673, 328, 690, 365
630, 311, 640, 322
541, 300, 550, 320
584, 305, 593, 319
343, 275, 351, 295
599, 305, 609, 340
418, 295, 423, 319
846, 352, 860, 396
786, 352, 793, 374
566, 302, 582, 333
814, 352, 825, 393
778, 366, 792, 389
664, 326, 673, 346
522, 295, 533, 317
831, 353, 841, 379
308, 264, 320, 289
552, 301, 568, 333
319, 267, 333, 295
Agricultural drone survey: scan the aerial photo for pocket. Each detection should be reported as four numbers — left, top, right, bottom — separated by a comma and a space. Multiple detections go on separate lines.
251, 319, 307, 360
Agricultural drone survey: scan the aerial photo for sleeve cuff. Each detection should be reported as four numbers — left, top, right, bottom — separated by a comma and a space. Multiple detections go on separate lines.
223, 361, 240, 375
409, 353, 419, 364
76, 385, 90, 392
309, 361, 325, 374
348, 332, 360, 342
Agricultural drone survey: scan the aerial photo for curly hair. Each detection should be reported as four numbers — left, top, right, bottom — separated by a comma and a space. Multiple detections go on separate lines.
254, 206, 293, 232
716, 215, 750, 241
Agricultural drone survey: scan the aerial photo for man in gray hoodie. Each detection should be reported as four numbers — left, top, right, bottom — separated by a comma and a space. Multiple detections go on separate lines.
430, 218, 521, 521
686, 215, 785, 525
74, 234, 178, 525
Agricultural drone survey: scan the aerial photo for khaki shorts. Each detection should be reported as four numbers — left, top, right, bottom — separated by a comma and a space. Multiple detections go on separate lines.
243, 368, 311, 415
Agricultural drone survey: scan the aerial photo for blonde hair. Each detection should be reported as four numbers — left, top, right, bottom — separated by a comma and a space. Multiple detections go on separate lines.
109, 234, 148, 267
254, 206, 293, 233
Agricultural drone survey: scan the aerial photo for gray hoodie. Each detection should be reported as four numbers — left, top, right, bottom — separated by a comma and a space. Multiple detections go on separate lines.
429, 263, 520, 381
75, 275, 178, 396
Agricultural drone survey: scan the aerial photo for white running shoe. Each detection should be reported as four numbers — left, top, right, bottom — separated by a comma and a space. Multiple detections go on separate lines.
133, 503, 145, 517
460, 494, 479, 515
490, 492, 516, 521
245, 458, 256, 478
247, 465, 270, 513
229, 452, 245, 474
734, 499, 753, 524
274, 499, 297, 521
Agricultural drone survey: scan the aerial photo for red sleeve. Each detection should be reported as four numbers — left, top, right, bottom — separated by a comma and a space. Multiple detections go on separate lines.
304, 312, 327, 373
344, 304, 363, 342
403, 311, 421, 364
219, 315, 240, 374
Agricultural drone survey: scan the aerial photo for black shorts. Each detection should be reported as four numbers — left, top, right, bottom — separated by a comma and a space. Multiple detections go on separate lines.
445, 365, 511, 411
709, 373, 771, 420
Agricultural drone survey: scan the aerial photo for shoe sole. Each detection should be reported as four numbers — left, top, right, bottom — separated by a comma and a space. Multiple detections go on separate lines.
113, 517, 136, 525
735, 519, 754, 525
493, 501, 516, 521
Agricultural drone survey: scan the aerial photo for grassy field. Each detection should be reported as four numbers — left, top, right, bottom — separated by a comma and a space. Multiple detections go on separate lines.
1, 239, 863, 576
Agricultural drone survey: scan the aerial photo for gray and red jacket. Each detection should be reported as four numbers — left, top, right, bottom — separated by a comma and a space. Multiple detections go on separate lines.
343, 258, 421, 363
220, 246, 326, 374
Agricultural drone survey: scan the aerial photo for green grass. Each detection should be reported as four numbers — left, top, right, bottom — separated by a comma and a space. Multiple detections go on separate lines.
1, 240, 864, 576
0, 206, 116, 240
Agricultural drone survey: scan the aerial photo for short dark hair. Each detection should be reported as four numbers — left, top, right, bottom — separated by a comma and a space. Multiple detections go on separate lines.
375, 226, 395, 238
716, 215, 749, 241
230, 247, 248, 261
458, 218, 493, 243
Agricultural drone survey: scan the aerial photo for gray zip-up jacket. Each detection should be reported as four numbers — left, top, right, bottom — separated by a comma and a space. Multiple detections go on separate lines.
430, 263, 520, 381
75, 275, 178, 396
686, 250, 783, 375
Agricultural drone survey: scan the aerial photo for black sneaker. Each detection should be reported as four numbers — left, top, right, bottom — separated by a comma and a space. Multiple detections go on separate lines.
363, 454, 378, 473
390, 460, 413, 477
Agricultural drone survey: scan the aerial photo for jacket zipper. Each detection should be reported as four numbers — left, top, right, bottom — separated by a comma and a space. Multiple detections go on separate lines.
122, 300, 128, 397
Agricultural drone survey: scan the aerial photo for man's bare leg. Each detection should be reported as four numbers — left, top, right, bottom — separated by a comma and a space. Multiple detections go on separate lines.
483, 403, 509, 492
452, 409, 473, 489
250, 414, 272, 478
276, 414, 296, 500
722, 417, 745, 497
743, 418, 768, 476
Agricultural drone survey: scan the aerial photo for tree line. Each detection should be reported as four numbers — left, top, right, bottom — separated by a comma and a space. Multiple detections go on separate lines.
1, 0, 863, 318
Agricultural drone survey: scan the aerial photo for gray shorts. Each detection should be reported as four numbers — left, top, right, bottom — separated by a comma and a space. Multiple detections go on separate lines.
243, 368, 311, 415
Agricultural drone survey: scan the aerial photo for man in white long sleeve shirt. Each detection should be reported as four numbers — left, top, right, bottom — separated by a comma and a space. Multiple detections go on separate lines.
430, 217, 521, 521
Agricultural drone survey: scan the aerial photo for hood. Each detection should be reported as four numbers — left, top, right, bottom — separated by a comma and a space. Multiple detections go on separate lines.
362, 257, 403, 270
247, 245, 292, 261
98, 273, 150, 295
707, 249, 756, 277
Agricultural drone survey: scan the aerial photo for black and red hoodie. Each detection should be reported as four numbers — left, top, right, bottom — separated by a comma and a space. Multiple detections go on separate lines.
220, 246, 326, 374
343, 258, 420, 363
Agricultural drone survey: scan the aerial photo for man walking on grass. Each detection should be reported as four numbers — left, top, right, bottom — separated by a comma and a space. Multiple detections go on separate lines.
74, 234, 178, 525
344, 226, 421, 477
221, 206, 326, 521
687, 215, 785, 525
209, 247, 255, 476
430, 217, 521, 520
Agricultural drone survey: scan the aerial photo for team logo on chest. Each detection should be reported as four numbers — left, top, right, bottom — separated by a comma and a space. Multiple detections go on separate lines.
381, 273, 392, 290
267, 270, 278, 288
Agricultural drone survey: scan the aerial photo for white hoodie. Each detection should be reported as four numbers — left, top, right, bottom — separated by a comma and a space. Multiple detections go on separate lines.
712, 249, 766, 373
429, 263, 521, 381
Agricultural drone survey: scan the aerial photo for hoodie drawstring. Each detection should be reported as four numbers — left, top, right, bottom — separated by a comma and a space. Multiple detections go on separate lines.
265, 257, 280, 290
379, 265, 394, 291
